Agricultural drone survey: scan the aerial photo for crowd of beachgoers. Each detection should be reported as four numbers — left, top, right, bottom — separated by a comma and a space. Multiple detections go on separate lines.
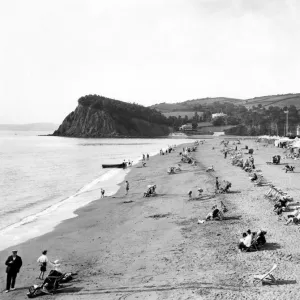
3, 136, 300, 299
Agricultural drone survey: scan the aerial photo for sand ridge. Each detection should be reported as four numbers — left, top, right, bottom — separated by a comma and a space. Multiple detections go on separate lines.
1, 138, 300, 299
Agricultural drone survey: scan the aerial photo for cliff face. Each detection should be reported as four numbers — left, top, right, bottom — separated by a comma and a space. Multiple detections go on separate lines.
53, 104, 117, 137
53, 97, 171, 138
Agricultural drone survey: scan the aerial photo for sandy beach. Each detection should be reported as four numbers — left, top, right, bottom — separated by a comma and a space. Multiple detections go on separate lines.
2, 137, 300, 300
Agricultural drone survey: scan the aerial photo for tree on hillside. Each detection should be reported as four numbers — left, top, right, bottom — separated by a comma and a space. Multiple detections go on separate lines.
212, 116, 226, 126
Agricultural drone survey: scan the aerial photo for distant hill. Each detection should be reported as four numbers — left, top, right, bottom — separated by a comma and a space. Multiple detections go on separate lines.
0, 123, 59, 131
151, 97, 243, 112
244, 94, 300, 108
151, 94, 300, 113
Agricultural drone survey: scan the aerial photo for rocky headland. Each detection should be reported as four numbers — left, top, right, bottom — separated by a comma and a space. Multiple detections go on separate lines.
53, 95, 171, 138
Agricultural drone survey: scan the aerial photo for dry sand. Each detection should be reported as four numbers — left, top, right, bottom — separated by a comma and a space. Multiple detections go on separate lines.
1, 138, 300, 300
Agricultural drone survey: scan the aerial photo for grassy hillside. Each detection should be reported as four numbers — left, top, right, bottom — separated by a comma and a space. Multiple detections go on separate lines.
244, 94, 300, 108
151, 97, 243, 112
151, 94, 300, 113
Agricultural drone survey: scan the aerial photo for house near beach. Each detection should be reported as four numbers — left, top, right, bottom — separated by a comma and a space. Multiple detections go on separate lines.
212, 113, 227, 119
179, 124, 193, 131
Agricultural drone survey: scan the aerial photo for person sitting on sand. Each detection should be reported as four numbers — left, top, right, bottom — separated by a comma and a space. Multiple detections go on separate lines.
244, 231, 253, 247
238, 233, 248, 251
256, 230, 267, 246
250, 172, 258, 181
147, 185, 156, 195
167, 167, 175, 174
249, 156, 254, 165
197, 188, 203, 197
206, 205, 223, 221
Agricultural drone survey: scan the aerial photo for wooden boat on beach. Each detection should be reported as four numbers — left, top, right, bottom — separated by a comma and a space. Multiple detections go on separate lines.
102, 163, 127, 169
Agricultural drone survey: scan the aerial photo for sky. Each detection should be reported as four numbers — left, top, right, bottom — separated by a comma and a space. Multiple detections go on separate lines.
1, 0, 300, 123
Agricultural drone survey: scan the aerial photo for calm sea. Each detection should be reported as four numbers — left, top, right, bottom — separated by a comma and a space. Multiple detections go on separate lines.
0, 131, 191, 251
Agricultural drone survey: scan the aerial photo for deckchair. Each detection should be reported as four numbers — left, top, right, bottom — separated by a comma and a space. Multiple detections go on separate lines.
254, 176, 270, 187
253, 264, 277, 285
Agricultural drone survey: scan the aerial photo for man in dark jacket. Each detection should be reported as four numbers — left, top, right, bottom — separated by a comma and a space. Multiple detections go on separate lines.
5, 250, 22, 293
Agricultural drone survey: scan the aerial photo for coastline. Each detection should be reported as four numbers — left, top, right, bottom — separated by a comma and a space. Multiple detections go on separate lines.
2, 138, 300, 299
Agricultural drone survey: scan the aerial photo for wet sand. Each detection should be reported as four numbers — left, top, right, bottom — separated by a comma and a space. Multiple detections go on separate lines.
2, 138, 300, 300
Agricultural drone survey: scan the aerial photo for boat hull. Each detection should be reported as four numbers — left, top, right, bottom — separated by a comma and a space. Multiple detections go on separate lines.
102, 164, 126, 169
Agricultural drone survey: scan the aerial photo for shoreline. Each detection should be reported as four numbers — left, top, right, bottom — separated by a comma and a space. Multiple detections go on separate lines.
0, 141, 190, 252
3, 137, 300, 299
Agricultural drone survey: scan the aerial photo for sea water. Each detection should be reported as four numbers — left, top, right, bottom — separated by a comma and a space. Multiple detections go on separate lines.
0, 131, 193, 251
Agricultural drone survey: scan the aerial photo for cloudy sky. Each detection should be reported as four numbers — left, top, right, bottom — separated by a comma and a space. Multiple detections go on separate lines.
1, 0, 299, 123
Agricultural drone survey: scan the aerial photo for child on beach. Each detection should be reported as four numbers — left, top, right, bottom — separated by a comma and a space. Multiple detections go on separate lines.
125, 181, 129, 195
37, 250, 53, 280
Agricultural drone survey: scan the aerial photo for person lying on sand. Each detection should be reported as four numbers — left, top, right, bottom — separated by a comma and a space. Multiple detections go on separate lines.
284, 165, 295, 173
206, 165, 214, 172
285, 207, 300, 225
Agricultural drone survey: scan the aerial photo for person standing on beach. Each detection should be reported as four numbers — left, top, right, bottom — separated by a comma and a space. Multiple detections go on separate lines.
215, 177, 219, 192
142, 154, 145, 161
5, 250, 22, 293
125, 181, 129, 195
224, 151, 228, 159
100, 188, 105, 198
37, 250, 51, 280
147, 154, 149, 160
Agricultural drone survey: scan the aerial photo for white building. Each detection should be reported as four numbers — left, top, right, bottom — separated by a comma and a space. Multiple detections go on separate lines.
212, 113, 227, 119
179, 124, 193, 131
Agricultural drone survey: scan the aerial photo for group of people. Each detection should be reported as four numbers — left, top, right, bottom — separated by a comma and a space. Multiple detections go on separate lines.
238, 229, 267, 252
4, 249, 61, 293
142, 154, 150, 161
159, 146, 175, 156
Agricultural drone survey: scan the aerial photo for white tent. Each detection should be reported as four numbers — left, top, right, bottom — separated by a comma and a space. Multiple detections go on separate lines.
274, 137, 291, 147
292, 140, 300, 148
